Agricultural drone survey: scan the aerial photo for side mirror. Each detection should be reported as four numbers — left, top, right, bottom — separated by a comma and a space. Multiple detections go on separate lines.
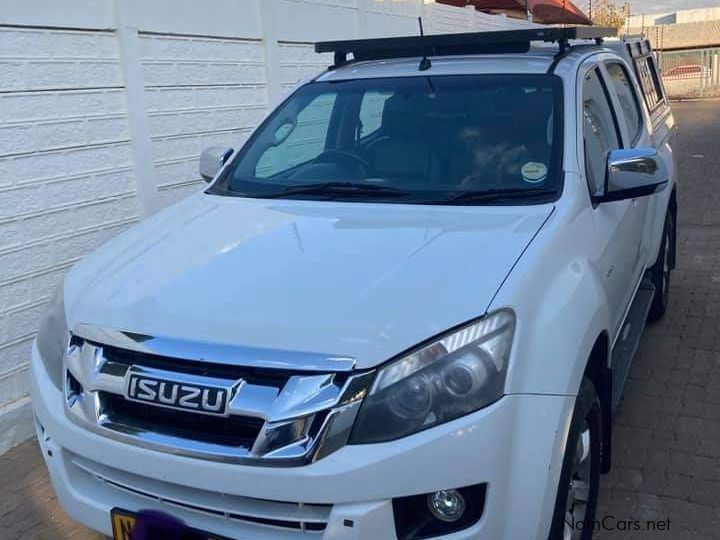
595, 148, 668, 203
199, 147, 234, 182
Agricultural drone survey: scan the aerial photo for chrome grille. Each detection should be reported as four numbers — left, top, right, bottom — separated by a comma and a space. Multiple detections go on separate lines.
64, 324, 373, 466
101, 343, 293, 389
101, 392, 265, 447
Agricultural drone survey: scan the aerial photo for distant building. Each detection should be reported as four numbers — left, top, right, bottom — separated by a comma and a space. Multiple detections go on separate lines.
628, 6, 720, 100
630, 19, 720, 51
627, 5, 720, 51
628, 6, 720, 28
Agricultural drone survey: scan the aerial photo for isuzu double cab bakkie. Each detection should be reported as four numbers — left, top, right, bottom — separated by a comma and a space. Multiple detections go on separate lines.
31, 27, 678, 540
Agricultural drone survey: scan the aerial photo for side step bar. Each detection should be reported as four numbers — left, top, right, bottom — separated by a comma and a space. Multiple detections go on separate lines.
611, 278, 656, 412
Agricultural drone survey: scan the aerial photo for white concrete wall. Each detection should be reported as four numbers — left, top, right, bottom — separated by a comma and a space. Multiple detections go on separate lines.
0, 22, 140, 453
0, 0, 539, 454
139, 33, 269, 205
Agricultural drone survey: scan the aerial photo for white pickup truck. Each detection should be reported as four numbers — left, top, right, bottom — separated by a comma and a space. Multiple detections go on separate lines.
32, 27, 677, 540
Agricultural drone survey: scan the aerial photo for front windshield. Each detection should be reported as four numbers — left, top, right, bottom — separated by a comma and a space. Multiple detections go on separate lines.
210, 74, 563, 205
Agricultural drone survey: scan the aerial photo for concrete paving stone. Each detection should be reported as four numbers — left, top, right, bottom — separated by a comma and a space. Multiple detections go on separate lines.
663, 473, 693, 500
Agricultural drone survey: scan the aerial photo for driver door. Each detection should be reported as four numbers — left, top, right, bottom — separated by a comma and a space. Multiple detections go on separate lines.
582, 66, 645, 339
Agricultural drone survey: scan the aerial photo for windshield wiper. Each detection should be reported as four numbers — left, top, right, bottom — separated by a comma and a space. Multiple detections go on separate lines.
255, 181, 412, 199
436, 187, 558, 205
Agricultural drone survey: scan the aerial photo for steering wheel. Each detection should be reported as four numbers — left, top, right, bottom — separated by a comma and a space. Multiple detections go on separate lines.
313, 149, 371, 175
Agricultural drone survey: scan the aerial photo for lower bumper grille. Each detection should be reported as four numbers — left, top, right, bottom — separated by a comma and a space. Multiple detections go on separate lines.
70, 452, 331, 533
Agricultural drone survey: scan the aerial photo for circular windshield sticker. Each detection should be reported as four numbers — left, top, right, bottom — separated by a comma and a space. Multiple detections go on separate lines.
521, 162, 548, 184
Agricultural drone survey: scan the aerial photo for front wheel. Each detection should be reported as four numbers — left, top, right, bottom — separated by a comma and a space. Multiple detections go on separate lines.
548, 378, 602, 540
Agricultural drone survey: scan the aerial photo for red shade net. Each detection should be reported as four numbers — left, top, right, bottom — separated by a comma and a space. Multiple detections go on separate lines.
438, 0, 592, 25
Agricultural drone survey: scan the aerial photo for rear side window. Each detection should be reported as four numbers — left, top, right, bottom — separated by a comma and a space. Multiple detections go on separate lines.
634, 55, 664, 111
582, 68, 621, 196
605, 62, 642, 144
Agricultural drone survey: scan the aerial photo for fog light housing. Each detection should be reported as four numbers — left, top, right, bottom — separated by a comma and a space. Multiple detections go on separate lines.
393, 483, 486, 540
427, 490, 466, 522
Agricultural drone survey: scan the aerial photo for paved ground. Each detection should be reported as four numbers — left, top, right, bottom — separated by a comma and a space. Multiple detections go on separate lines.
593, 100, 720, 540
1, 100, 719, 539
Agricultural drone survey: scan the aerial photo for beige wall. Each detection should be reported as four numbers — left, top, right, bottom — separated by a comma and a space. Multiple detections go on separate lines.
629, 6, 720, 28
630, 20, 720, 51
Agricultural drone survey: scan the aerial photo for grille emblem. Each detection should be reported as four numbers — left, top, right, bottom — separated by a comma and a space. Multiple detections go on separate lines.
126, 373, 233, 417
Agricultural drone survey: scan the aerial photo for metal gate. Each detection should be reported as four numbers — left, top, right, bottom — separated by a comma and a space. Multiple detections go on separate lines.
658, 48, 720, 100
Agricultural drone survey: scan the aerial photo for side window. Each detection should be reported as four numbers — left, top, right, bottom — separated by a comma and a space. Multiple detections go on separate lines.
358, 91, 393, 139
582, 68, 621, 197
605, 62, 642, 144
647, 56, 666, 102
634, 56, 664, 111
255, 93, 337, 177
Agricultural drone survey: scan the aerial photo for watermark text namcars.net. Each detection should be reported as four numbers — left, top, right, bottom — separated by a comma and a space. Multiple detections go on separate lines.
566, 516, 671, 533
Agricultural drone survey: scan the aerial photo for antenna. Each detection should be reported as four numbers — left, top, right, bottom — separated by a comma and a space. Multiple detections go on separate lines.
418, 17, 432, 71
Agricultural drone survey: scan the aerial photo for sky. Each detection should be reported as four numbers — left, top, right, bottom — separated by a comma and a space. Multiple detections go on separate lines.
627, 0, 720, 15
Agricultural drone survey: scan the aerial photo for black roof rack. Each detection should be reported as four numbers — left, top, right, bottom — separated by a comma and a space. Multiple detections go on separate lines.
316, 26, 617, 67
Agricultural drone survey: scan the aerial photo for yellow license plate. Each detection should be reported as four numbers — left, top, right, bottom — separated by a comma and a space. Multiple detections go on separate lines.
111, 508, 229, 540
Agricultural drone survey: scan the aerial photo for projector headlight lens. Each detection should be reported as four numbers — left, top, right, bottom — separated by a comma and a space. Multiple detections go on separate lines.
350, 310, 515, 444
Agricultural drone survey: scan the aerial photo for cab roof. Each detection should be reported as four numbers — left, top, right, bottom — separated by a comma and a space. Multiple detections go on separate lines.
316, 53, 559, 81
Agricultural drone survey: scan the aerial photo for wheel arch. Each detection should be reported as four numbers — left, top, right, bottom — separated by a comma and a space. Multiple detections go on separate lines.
669, 187, 677, 269
583, 331, 612, 474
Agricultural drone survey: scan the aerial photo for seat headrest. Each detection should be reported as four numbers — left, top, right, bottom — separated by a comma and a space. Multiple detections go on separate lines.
381, 94, 429, 137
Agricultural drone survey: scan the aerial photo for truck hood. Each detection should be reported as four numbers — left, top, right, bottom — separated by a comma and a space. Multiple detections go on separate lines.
65, 194, 552, 369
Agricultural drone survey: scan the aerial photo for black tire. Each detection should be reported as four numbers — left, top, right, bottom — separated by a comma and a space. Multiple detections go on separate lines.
548, 378, 602, 540
648, 210, 674, 322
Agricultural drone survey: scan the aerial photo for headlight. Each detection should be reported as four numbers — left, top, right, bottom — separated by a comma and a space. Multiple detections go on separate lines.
350, 310, 515, 444
35, 284, 69, 390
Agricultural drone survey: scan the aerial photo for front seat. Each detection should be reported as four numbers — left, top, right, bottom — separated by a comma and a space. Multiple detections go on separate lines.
365, 94, 432, 184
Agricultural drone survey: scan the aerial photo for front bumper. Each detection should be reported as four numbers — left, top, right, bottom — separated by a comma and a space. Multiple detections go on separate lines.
31, 343, 574, 539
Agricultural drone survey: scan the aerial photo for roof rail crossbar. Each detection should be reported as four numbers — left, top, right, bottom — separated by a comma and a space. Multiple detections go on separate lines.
316, 27, 617, 68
